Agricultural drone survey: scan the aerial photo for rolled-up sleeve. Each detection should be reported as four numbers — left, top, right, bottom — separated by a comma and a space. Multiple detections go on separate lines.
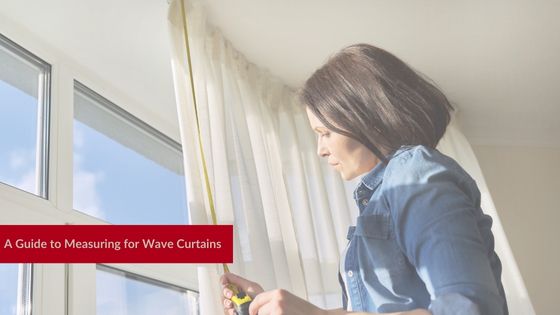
383, 149, 505, 315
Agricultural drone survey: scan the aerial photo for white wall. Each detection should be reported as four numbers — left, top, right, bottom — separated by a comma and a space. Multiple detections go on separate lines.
472, 145, 560, 315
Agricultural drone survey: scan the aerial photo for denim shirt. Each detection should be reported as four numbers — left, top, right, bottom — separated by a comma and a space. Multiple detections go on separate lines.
339, 145, 508, 315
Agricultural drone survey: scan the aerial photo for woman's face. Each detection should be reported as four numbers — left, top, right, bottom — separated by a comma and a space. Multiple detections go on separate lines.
306, 107, 380, 180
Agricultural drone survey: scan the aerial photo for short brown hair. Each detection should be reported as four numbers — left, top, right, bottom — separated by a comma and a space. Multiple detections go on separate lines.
299, 43, 453, 162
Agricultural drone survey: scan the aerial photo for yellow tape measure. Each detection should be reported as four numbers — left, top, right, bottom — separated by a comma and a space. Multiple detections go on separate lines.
178, 0, 229, 274
178, 2, 252, 313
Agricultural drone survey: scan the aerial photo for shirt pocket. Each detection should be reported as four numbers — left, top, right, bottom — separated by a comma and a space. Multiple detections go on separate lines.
354, 213, 409, 283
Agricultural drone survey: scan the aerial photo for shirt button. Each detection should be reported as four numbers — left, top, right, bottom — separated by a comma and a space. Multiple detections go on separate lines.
347, 270, 353, 277
361, 199, 368, 206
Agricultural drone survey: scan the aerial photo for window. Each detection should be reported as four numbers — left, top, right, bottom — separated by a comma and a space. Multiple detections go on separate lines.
0, 30, 197, 315
73, 82, 188, 224
0, 34, 50, 197
0, 264, 32, 315
96, 265, 198, 315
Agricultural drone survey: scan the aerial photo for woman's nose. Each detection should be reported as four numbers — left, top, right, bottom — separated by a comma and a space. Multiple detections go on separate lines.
317, 141, 329, 157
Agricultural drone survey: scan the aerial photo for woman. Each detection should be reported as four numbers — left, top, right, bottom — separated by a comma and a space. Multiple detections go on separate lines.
221, 44, 508, 315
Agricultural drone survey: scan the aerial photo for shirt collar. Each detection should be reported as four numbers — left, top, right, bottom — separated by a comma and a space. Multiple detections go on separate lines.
354, 145, 412, 195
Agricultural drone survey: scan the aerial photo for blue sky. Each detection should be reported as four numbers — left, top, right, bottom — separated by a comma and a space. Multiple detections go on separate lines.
0, 264, 18, 315
73, 119, 189, 224
0, 80, 38, 195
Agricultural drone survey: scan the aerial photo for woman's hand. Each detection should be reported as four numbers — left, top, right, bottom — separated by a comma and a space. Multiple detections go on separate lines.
220, 272, 429, 315
220, 272, 264, 315
248, 289, 326, 315
220, 272, 327, 315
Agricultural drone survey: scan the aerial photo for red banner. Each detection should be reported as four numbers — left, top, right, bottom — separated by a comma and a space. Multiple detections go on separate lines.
0, 225, 233, 263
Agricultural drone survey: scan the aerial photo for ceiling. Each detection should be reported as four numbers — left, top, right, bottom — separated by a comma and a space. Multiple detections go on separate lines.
1, 0, 559, 147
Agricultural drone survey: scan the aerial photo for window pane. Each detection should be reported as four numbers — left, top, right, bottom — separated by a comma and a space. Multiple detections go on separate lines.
0, 264, 18, 315
0, 264, 32, 315
73, 83, 188, 224
0, 35, 50, 197
96, 265, 198, 315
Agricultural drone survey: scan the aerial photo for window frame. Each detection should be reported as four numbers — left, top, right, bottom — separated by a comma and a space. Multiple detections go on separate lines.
0, 32, 51, 198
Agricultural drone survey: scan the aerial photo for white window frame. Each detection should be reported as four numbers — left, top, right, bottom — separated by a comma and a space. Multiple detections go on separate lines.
0, 15, 198, 315
0, 32, 51, 198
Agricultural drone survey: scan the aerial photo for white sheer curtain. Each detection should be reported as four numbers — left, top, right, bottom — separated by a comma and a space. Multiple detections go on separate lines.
167, 1, 533, 314
167, 1, 338, 312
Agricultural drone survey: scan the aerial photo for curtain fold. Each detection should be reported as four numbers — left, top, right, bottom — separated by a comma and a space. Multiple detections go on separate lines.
167, 1, 533, 314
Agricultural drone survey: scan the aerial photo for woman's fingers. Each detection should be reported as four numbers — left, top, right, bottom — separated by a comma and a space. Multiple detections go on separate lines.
248, 289, 287, 315
223, 287, 233, 299
222, 297, 235, 315
248, 291, 269, 315
221, 272, 265, 315
223, 298, 233, 308
247, 289, 325, 315
220, 272, 264, 298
